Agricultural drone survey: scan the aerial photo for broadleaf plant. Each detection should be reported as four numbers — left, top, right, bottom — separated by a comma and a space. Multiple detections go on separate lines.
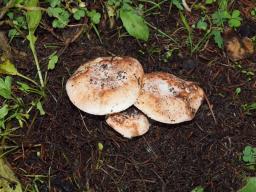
107, 0, 149, 41
238, 177, 256, 192
25, 0, 44, 88
120, 5, 149, 41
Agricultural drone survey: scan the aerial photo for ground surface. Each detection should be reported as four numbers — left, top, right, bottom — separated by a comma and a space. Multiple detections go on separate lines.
4, 1, 256, 192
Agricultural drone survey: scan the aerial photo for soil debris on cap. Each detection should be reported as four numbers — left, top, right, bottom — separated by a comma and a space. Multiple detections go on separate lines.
106, 108, 150, 138
66, 56, 144, 115
134, 72, 204, 124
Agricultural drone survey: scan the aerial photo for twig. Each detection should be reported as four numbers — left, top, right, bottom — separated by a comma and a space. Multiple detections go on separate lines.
182, 0, 191, 12
204, 94, 218, 124
40, 21, 64, 42
58, 25, 85, 56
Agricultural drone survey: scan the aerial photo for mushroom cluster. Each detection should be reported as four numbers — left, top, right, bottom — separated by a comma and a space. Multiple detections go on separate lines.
66, 56, 204, 138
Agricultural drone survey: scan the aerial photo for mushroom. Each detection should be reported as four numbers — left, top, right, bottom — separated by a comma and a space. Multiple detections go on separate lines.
134, 72, 204, 124
66, 56, 144, 115
106, 108, 150, 138
224, 28, 254, 61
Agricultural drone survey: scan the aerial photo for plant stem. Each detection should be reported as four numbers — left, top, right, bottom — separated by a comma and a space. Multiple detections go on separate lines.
179, 11, 193, 54
17, 73, 39, 87
28, 37, 44, 88
145, 21, 178, 45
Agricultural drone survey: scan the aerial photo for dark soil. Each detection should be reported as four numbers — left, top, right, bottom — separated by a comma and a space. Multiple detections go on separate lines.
4, 1, 256, 192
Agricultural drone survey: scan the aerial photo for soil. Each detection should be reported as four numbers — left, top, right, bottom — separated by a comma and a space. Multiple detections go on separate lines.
3, 1, 256, 192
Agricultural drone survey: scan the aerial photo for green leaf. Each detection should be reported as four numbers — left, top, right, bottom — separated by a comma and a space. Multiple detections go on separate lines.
120, 6, 149, 41
212, 10, 230, 26
228, 19, 241, 28
15, 0, 24, 4
243, 146, 253, 156
87, 10, 101, 24
243, 155, 254, 163
238, 177, 256, 192
235, 87, 241, 95
251, 8, 256, 16
17, 82, 31, 93
170, 0, 183, 10
232, 10, 241, 18
0, 158, 23, 192
48, 53, 58, 70
211, 29, 223, 48
0, 58, 19, 76
196, 18, 208, 30
191, 186, 204, 192
0, 105, 9, 119
205, 0, 216, 4
48, 0, 61, 7
0, 76, 12, 99
25, 0, 42, 34
98, 142, 104, 151
7, 12, 14, 20
73, 9, 86, 20
47, 7, 70, 28
36, 101, 45, 116
228, 10, 242, 28
15, 16, 27, 29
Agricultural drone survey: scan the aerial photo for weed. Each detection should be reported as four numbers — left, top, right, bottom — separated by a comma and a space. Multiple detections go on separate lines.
25, 0, 44, 88
242, 103, 256, 114
234, 63, 255, 81
191, 186, 204, 192
106, 0, 149, 41
169, 0, 183, 10
238, 177, 256, 192
47, 51, 59, 70
0, 75, 44, 129
235, 87, 241, 96
193, 17, 208, 31
96, 142, 104, 170
46, 0, 101, 28
251, 8, 256, 17
241, 145, 256, 170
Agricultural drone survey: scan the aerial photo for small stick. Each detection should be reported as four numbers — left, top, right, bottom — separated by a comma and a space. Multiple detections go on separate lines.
182, 0, 191, 12
204, 93, 218, 124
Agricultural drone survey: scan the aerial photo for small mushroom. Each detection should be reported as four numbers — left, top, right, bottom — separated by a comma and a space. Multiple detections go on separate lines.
106, 109, 150, 138
224, 28, 254, 61
66, 56, 144, 115
134, 72, 204, 124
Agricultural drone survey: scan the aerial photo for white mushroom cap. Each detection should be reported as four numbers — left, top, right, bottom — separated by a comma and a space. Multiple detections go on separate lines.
66, 57, 144, 115
106, 109, 150, 138
134, 72, 204, 124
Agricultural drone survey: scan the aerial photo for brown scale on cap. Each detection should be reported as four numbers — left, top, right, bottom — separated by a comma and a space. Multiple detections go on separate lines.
134, 72, 204, 124
66, 56, 144, 115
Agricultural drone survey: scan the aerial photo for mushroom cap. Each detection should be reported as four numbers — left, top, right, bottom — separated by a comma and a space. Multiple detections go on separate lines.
134, 72, 204, 124
106, 109, 150, 138
66, 57, 144, 115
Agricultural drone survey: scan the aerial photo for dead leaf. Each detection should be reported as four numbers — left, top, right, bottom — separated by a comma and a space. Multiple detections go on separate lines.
0, 158, 22, 192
